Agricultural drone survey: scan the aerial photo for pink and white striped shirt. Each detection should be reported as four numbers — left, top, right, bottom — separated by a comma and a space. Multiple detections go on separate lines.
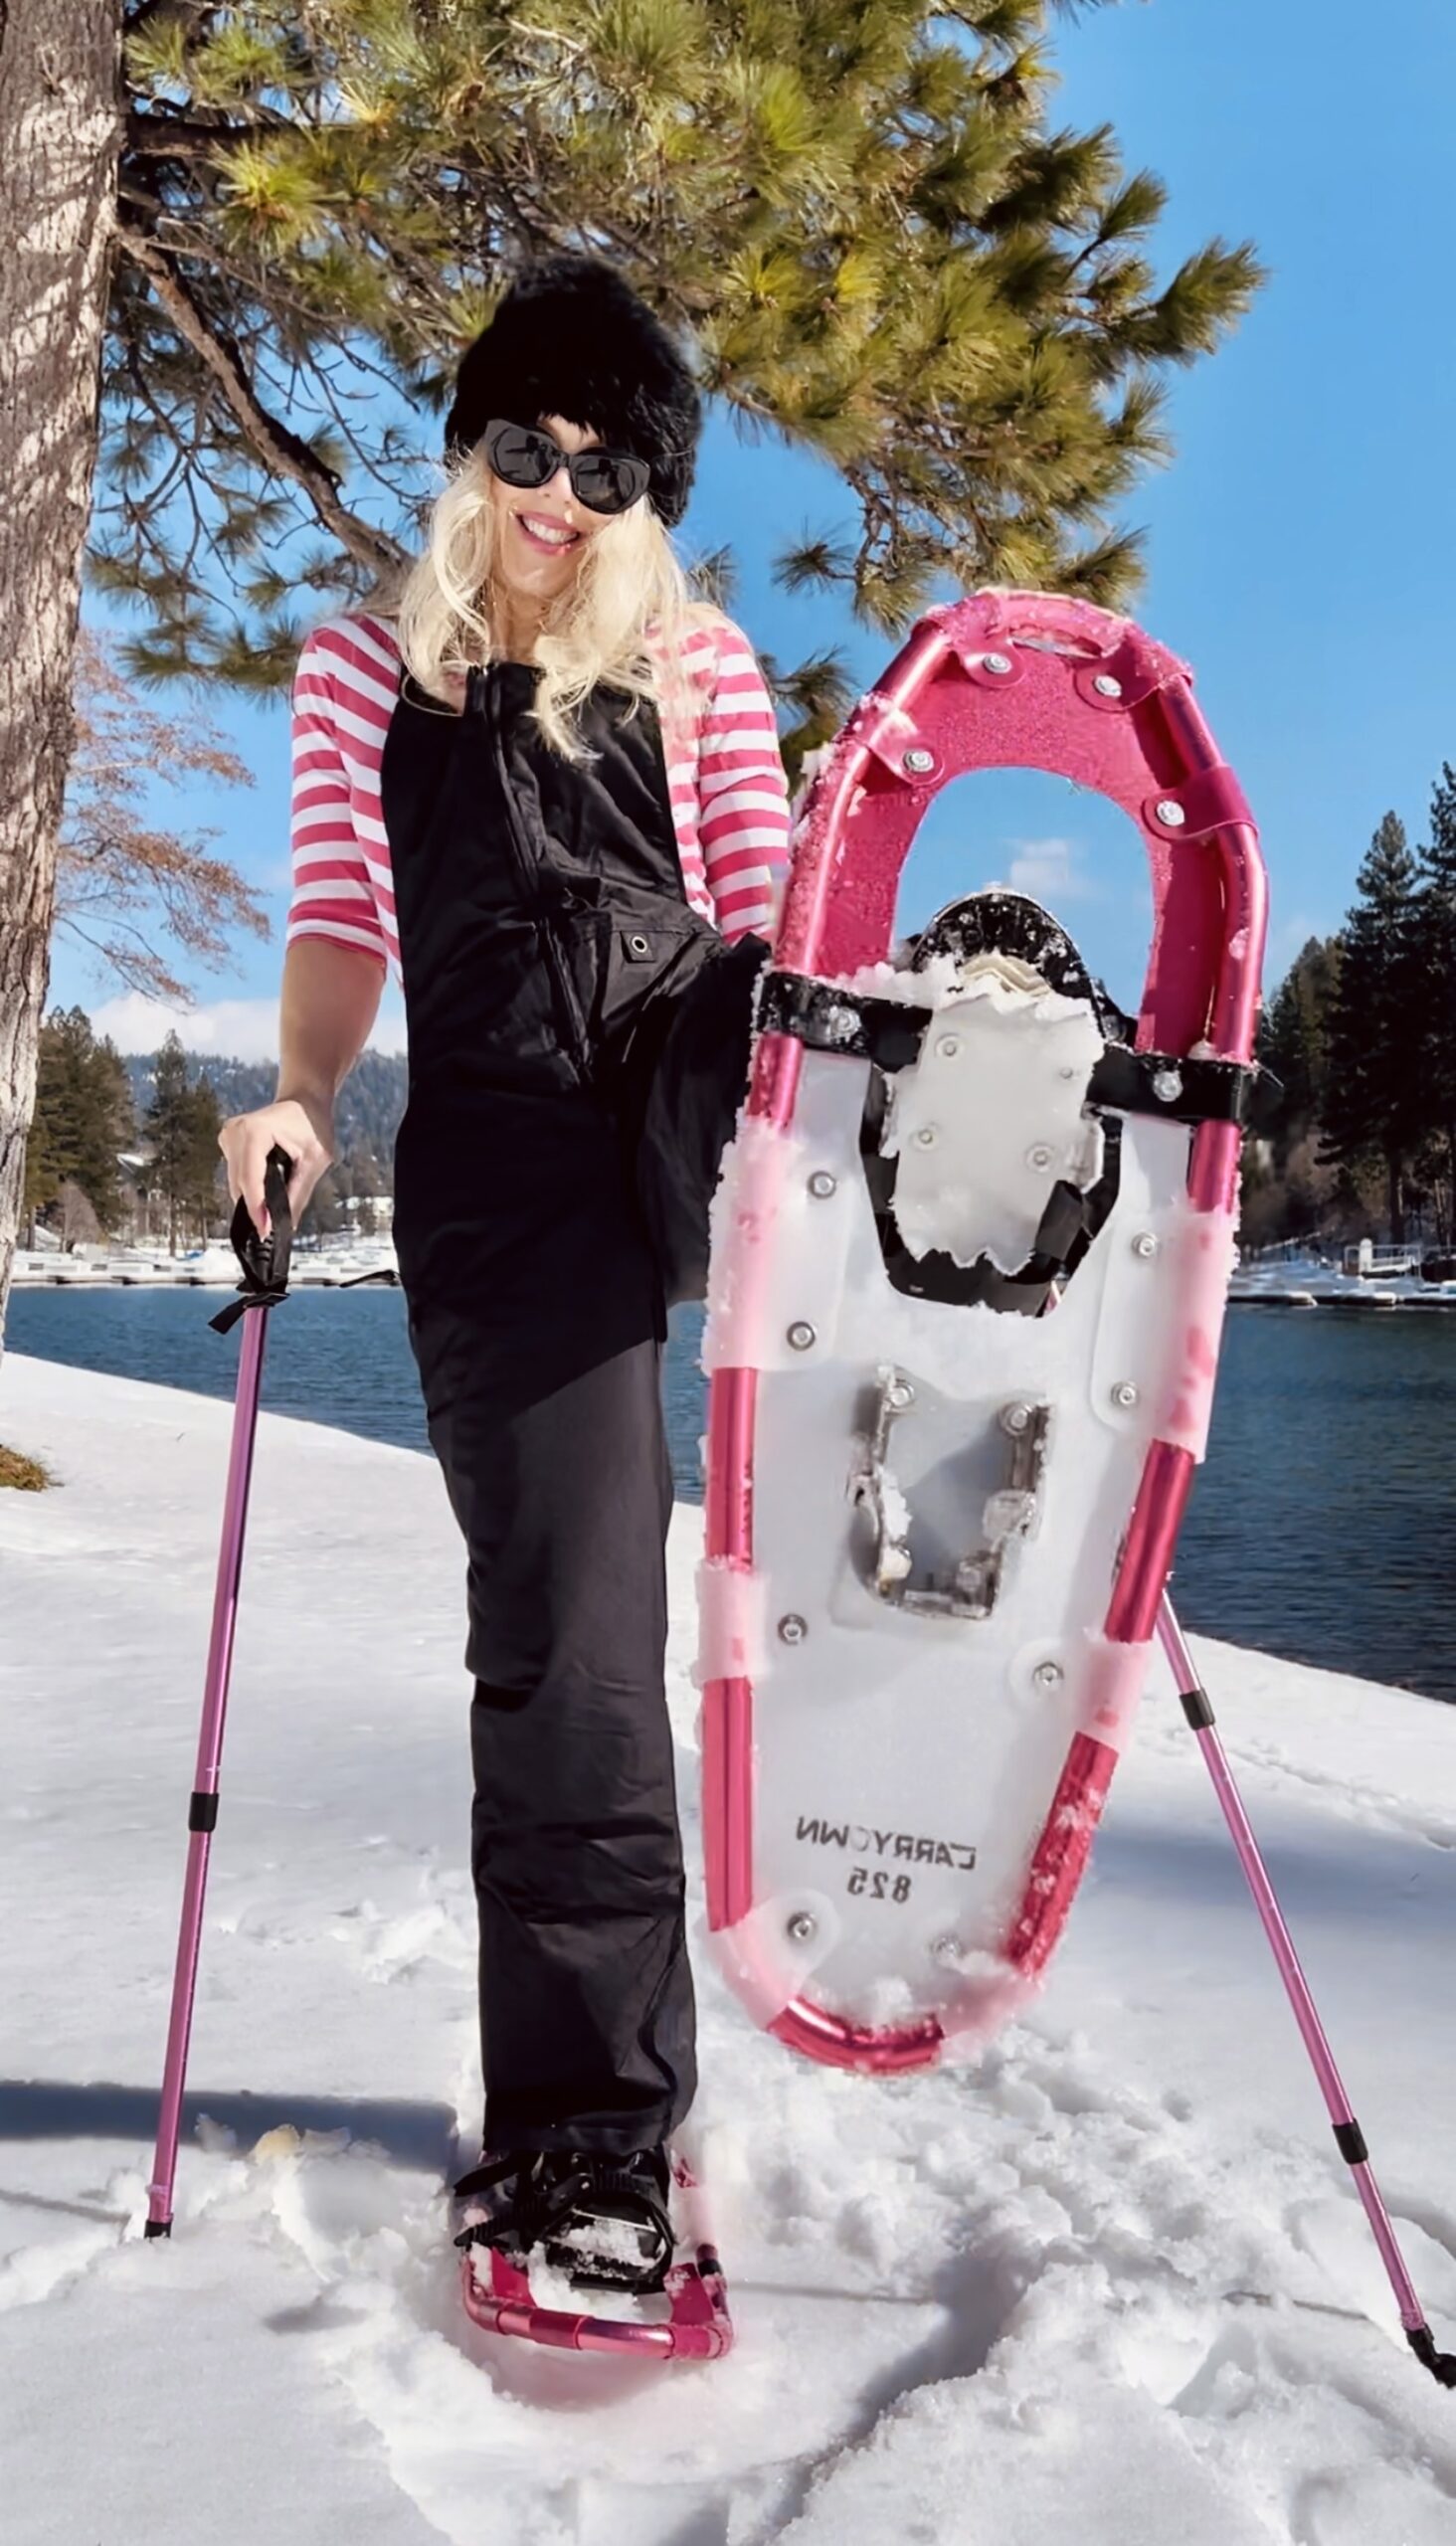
286, 612, 793, 972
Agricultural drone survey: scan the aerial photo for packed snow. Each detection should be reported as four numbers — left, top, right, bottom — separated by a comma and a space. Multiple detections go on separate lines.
3, 1351, 1455, 2545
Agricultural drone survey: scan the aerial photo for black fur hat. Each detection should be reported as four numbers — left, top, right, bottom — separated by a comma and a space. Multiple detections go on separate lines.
444, 253, 703, 527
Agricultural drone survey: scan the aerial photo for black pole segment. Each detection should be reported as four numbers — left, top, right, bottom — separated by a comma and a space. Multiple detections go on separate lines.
1407, 2326, 1456, 2388
143, 2218, 172, 2240
1333, 2118, 1368, 2166
1179, 1683, 1216, 1730
188, 1792, 220, 1834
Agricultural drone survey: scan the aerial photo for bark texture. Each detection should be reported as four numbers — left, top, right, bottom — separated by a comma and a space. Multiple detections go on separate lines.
0, 0, 123, 1337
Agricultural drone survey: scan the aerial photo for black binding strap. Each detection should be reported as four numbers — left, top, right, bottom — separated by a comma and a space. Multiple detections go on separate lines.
454, 2153, 674, 2290
755, 968, 1271, 1130
755, 968, 929, 1073
1086, 1043, 1268, 1129
209, 1144, 295, 1335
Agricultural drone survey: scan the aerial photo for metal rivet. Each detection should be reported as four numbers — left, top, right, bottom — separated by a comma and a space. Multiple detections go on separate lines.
1001, 1400, 1033, 1437
778, 1613, 808, 1645
808, 1171, 837, 1198
932, 1935, 963, 1968
1111, 1380, 1140, 1409
1026, 1144, 1053, 1171
915, 1125, 938, 1148
984, 652, 1012, 675
1152, 1067, 1183, 1104
888, 1378, 915, 1409
1033, 1659, 1064, 1689
788, 1321, 817, 1352
1133, 1231, 1160, 1260
1156, 799, 1186, 829
936, 1034, 962, 1059
903, 747, 936, 775
1093, 674, 1123, 699
788, 1911, 817, 1943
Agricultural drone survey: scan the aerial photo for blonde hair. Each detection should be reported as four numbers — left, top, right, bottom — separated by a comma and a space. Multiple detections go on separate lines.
388, 443, 724, 763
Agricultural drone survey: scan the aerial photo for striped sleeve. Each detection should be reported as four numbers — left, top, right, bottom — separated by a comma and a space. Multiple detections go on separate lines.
695, 620, 793, 946
285, 625, 391, 967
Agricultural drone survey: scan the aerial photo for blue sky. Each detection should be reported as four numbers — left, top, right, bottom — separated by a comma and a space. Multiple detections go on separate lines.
69, 0, 1456, 1053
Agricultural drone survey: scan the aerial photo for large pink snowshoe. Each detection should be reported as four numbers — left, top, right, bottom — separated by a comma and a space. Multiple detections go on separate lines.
698, 590, 1267, 2073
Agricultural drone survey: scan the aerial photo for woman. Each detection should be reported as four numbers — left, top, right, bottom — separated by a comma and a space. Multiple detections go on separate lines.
219, 254, 792, 2293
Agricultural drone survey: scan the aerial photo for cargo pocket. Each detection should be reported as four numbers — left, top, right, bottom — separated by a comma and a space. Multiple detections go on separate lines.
599, 916, 713, 1061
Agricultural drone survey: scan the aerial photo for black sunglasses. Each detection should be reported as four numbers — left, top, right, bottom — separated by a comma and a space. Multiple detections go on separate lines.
482, 418, 650, 517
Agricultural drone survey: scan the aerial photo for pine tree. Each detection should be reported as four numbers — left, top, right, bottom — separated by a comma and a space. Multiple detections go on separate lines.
24, 1008, 135, 1241
1320, 816, 1424, 1243
100, 2, 1263, 693
1258, 936, 1340, 1162
185, 1075, 225, 1238
2, 0, 1267, 1329
1414, 764, 1456, 1236
145, 1032, 222, 1252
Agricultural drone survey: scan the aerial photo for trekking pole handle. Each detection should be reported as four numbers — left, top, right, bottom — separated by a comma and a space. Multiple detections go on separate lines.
210, 1144, 294, 1335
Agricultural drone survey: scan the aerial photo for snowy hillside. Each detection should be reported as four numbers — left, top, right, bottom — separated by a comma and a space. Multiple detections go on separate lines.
2, 1353, 1455, 2546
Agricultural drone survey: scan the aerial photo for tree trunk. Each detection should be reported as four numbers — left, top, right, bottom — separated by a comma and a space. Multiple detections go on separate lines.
1385, 1152, 1404, 1246
0, 2, 123, 1343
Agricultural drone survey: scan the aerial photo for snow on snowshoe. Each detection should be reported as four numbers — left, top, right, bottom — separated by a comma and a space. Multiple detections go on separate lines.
455, 2146, 733, 2360
697, 590, 1267, 2074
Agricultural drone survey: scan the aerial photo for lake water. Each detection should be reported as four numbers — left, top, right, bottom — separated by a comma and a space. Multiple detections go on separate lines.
8, 1287, 1456, 1707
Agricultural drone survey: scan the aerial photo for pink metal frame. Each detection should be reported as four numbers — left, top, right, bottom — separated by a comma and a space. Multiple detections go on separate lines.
702, 591, 1268, 2072
145, 1307, 270, 2236
458, 2157, 733, 2360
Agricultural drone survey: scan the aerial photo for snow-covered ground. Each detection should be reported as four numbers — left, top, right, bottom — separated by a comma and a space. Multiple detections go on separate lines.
3, 1351, 1455, 2546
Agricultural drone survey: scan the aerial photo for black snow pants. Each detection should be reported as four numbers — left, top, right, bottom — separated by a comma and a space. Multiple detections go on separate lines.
381, 661, 770, 2154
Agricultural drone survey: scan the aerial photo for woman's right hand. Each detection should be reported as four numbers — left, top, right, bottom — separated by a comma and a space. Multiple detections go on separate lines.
218, 1095, 334, 1238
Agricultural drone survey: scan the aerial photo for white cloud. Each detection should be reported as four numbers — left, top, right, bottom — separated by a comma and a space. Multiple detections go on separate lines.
90, 991, 409, 1061
1000, 835, 1099, 906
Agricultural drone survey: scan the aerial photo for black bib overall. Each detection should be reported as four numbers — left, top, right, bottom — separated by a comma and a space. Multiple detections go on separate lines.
381, 659, 768, 2154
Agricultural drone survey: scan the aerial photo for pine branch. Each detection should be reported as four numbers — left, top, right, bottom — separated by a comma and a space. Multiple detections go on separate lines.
97, 0, 1264, 685
114, 216, 408, 583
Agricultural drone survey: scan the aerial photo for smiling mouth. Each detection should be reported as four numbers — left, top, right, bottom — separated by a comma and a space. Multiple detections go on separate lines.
515, 512, 581, 552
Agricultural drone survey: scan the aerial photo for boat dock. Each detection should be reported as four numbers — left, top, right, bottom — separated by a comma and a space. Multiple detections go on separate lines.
11, 1248, 399, 1290
1230, 1265, 1456, 1312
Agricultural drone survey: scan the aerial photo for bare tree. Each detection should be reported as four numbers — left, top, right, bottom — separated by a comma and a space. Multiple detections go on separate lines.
57, 1179, 103, 1253
59, 627, 267, 1000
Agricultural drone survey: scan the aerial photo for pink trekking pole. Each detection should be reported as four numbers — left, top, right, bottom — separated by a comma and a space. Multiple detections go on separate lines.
1160, 1595, 1455, 2388
144, 1147, 294, 2240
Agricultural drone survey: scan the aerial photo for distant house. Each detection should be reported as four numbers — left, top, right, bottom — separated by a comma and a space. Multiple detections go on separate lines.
115, 1148, 158, 1244
344, 1192, 395, 1233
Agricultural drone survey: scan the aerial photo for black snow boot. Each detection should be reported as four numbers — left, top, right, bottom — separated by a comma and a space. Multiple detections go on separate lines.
455, 2146, 676, 2294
